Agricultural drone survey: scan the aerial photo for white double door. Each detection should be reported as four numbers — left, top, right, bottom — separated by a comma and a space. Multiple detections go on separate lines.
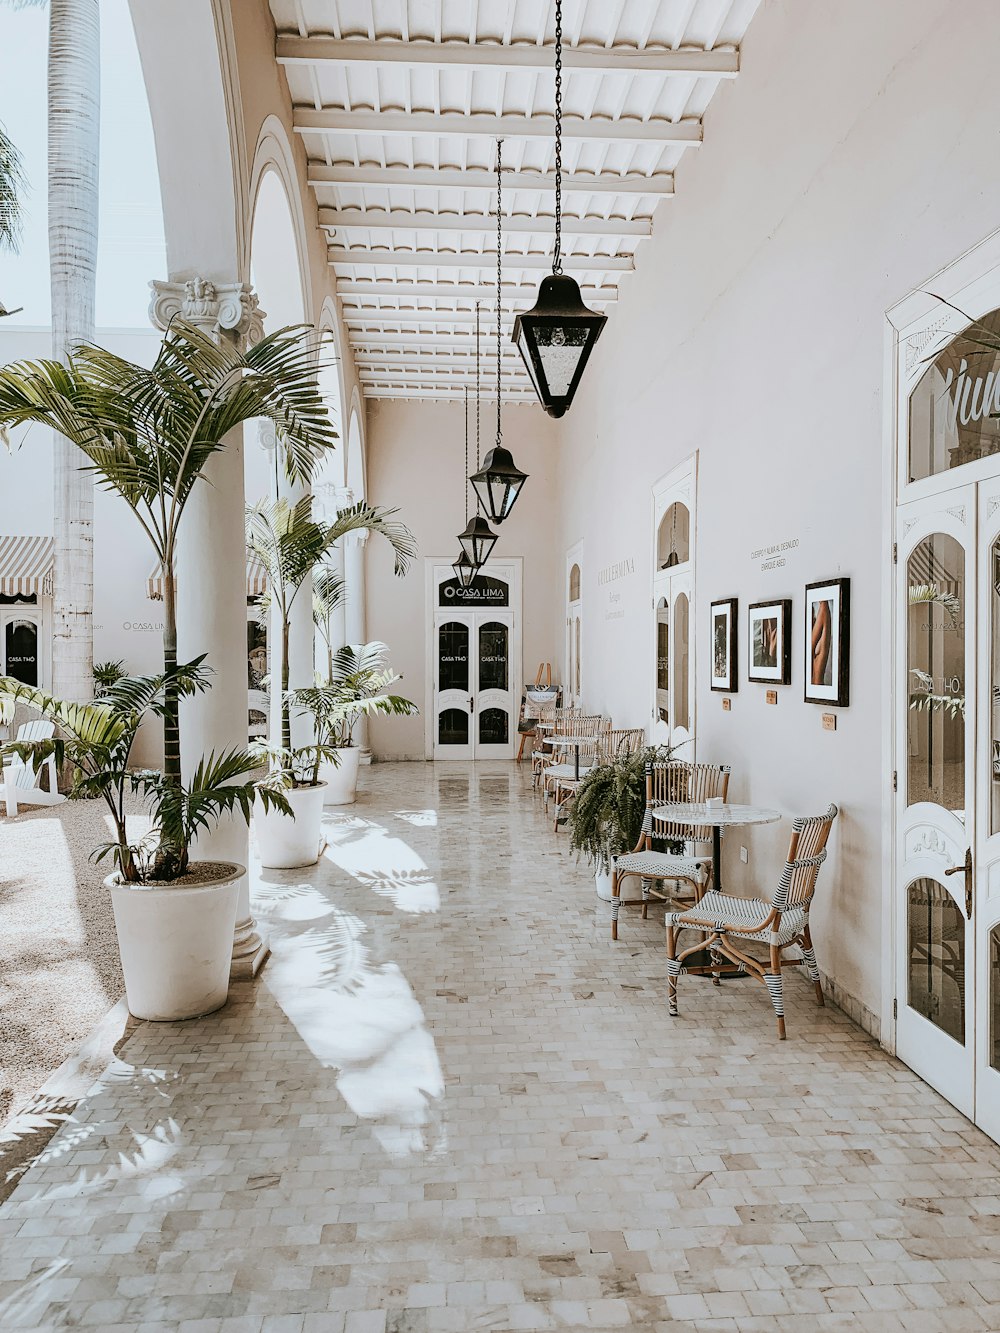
895, 475, 1000, 1140
433, 609, 516, 759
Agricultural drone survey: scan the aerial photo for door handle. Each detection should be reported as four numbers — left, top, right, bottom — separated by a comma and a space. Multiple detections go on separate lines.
468, 695, 474, 714
944, 847, 973, 920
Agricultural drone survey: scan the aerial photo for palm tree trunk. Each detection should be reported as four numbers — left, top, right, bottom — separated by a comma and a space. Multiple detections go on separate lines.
49, 0, 99, 704
281, 617, 291, 757
162, 567, 180, 784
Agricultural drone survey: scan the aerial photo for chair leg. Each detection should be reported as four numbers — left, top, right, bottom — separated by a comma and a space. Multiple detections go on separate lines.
611, 870, 622, 941
640, 876, 651, 919
666, 924, 679, 1016
766, 944, 786, 1040
801, 926, 824, 1007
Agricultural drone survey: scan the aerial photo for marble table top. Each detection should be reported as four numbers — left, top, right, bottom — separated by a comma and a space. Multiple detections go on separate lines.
652, 802, 781, 827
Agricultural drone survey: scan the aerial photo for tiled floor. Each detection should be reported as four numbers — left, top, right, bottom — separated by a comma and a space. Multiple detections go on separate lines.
3, 762, 1000, 1332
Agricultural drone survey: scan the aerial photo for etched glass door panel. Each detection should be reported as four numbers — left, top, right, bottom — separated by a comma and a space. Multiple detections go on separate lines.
907, 533, 966, 814
3, 617, 39, 686
479, 622, 508, 692
439, 622, 469, 692
907, 877, 966, 1044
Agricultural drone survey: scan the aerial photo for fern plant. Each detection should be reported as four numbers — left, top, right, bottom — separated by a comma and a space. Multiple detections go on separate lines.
568, 744, 682, 873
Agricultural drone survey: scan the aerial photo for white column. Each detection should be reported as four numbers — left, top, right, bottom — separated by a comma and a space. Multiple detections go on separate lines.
344, 528, 371, 761
149, 277, 268, 980
312, 482, 350, 677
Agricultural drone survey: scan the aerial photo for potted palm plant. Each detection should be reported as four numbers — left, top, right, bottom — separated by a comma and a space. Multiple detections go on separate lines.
568, 745, 681, 899
292, 642, 418, 805
0, 664, 291, 1019
0, 319, 336, 1018
246, 496, 415, 861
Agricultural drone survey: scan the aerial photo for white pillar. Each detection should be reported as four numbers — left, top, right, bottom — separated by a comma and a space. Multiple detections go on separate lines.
344, 528, 371, 760
149, 277, 268, 980
312, 482, 350, 677
279, 469, 315, 750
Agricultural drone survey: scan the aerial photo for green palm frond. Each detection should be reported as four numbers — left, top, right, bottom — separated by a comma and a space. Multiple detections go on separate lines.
0, 119, 27, 255
291, 641, 418, 749
328, 502, 417, 576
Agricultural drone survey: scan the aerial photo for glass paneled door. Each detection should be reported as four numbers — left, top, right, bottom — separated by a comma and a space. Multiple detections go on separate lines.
895, 477, 1000, 1137
432, 562, 520, 762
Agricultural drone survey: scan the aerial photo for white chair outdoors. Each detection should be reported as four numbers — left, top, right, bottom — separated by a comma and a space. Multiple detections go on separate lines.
3, 719, 66, 817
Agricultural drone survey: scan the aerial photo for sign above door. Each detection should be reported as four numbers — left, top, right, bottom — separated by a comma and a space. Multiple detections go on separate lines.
438, 574, 509, 607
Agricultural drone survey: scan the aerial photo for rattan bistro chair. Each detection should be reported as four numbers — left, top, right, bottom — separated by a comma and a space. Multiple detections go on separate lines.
551, 727, 645, 832
666, 804, 838, 1040
610, 761, 731, 940
532, 706, 578, 791
541, 714, 607, 810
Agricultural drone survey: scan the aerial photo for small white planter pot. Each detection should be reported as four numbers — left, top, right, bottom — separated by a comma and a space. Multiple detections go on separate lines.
108, 862, 243, 1022
320, 747, 361, 806
254, 782, 327, 868
595, 868, 614, 901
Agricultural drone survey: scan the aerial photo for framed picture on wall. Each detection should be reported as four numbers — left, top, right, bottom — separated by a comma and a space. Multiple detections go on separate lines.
748, 598, 792, 685
804, 577, 850, 707
710, 598, 738, 692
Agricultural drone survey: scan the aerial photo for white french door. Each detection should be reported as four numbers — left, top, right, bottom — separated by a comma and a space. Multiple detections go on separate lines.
428, 560, 521, 761
895, 475, 1000, 1136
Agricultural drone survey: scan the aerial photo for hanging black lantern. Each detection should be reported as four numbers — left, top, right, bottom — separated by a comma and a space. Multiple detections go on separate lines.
471, 444, 528, 523
457, 514, 498, 569
452, 550, 477, 589
513, 0, 606, 418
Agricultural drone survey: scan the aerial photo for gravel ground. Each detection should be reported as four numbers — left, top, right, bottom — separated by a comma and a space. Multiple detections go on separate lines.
0, 797, 147, 1130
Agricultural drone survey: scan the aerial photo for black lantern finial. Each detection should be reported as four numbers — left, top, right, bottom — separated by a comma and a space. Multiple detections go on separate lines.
471, 139, 529, 522
458, 302, 499, 567
512, 0, 606, 418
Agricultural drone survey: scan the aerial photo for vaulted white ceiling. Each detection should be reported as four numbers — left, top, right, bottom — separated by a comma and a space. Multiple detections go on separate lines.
268, 0, 762, 402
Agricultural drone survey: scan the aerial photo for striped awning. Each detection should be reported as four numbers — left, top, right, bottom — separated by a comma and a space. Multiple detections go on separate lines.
146, 553, 268, 601
0, 535, 54, 597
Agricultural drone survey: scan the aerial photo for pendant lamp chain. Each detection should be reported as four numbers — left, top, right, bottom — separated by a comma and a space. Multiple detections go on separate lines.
496, 138, 503, 450
553, 0, 563, 276
475, 300, 481, 500
464, 385, 469, 526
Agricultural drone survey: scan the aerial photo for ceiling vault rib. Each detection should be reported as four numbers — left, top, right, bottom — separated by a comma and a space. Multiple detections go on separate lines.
293, 107, 703, 146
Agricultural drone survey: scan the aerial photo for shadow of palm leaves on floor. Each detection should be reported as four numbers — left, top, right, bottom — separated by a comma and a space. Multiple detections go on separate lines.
262, 898, 446, 1159
349, 866, 440, 913
2, 1061, 197, 1215
320, 819, 442, 914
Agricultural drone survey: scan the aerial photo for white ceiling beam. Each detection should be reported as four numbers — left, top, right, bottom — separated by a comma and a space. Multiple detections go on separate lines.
363, 387, 538, 402
295, 108, 702, 147
353, 352, 524, 369
276, 35, 739, 78
337, 281, 618, 302
349, 333, 523, 350
320, 207, 650, 238
336, 280, 619, 301
308, 163, 674, 197
329, 247, 633, 271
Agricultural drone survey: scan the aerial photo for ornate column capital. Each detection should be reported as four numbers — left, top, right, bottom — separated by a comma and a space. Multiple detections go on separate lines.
149, 277, 265, 346
314, 483, 357, 522
257, 418, 277, 454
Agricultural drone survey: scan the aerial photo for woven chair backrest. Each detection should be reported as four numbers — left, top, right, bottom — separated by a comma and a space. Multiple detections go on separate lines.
604, 728, 645, 762
552, 707, 579, 734
567, 714, 605, 740
772, 804, 838, 911
648, 761, 731, 840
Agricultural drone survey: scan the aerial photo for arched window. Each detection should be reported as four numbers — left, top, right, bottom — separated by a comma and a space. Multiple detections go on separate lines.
569, 563, 581, 601
656, 501, 690, 570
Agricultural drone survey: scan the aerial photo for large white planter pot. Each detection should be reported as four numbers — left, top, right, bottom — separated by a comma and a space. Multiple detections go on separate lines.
108, 862, 243, 1021
254, 782, 327, 868
320, 747, 361, 806
595, 868, 613, 901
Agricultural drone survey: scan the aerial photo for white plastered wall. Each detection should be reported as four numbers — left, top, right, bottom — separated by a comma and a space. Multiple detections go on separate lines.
364, 398, 561, 760
549, 0, 1000, 1031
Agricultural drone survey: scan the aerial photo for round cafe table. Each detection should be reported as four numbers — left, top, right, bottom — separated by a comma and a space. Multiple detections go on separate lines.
548, 734, 599, 781
651, 802, 781, 979
652, 802, 780, 893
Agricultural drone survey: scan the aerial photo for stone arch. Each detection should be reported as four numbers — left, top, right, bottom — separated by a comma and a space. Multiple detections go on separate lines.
347, 389, 366, 502
130, 0, 247, 283
249, 117, 311, 329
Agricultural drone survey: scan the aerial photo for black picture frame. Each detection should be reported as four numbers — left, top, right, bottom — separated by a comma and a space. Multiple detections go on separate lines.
804, 577, 850, 707
748, 598, 792, 685
710, 598, 738, 693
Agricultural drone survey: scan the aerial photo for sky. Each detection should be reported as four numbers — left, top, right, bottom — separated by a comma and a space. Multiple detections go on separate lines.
0, 0, 166, 329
